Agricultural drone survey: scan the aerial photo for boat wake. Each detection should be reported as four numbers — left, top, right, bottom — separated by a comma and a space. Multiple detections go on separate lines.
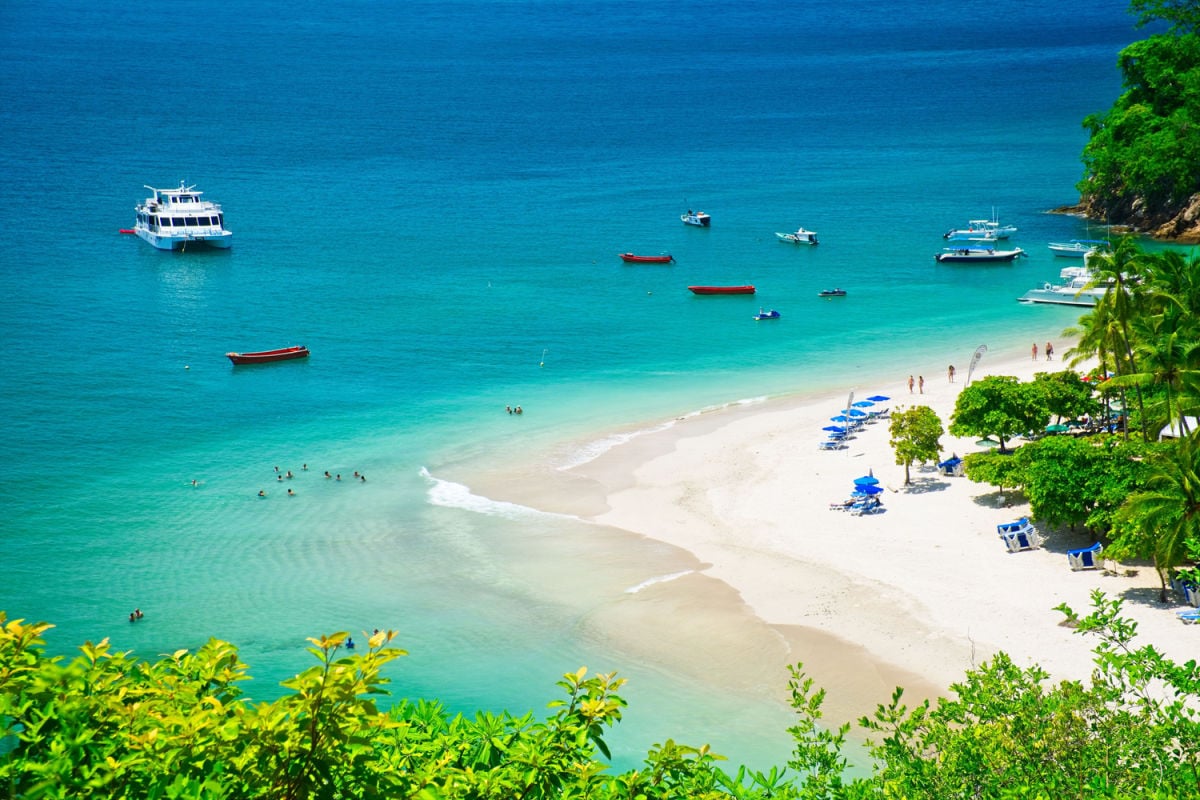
625, 570, 693, 594
419, 467, 579, 521
557, 396, 769, 470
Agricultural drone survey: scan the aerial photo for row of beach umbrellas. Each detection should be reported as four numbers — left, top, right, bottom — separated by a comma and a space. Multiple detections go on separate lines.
825, 394, 889, 434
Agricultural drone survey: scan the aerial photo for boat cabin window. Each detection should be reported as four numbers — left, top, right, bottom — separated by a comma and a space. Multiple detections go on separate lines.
172, 217, 186, 226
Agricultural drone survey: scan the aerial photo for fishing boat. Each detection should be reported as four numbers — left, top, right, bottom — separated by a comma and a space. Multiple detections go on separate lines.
943, 212, 1017, 240
817, 288, 847, 297
1048, 239, 1110, 258
775, 227, 819, 245
754, 309, 781, 320
134, 182, 233, 250
688, 285, 755, 295
1017, 266, 1110, 307
681, 210, 711, 227
934, 247, 1026, 263
226, 345, 310, 365
619, 252, 674, 263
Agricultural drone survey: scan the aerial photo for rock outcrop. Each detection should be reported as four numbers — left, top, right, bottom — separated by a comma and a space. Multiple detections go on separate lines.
1054, 194, 1200, 243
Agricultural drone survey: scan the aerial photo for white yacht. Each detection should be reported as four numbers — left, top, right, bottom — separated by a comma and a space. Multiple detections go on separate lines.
1018, 265, 1110, 307
134, 182, 232, 250
944, 214, 1017, 240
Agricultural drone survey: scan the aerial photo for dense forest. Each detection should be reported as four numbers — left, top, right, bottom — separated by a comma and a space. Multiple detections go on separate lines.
1076, 0, 1200, 240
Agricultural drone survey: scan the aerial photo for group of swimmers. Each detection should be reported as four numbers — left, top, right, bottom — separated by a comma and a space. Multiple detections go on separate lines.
505, 405, 524, 415
128, 608, 144, 622
257, 464, 366, 497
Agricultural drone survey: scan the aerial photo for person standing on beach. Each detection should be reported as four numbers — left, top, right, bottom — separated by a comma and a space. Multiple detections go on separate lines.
918, 375, 925, 393
1032, 342, 1038, 360
1046, 341, 1054, 360
948, 365, 955, 383
908, 375, 914, 393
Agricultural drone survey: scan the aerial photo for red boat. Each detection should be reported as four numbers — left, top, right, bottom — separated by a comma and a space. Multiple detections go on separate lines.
619, 252, 674, 263
226, 345, 310, 365
688, 285, 756, 295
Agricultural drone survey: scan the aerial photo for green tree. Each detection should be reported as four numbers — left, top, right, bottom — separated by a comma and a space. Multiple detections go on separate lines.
1014, 434, 1153, 533
888, 405, 944, 485
949, 375, 1048, 452
1033, 369, 1102, 424
961, 449, 1027, 497
1130, 0, 1200, 35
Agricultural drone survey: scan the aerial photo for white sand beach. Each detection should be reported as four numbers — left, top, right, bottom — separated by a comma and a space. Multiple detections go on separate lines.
472, 341, 1197, 729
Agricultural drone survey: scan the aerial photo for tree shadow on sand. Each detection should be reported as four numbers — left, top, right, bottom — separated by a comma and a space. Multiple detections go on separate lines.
898, 475, 952, 495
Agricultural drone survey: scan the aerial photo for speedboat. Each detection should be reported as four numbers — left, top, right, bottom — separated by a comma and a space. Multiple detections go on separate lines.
775, 227, 819, 245
1048, 239, 1110, 258
134, 182, 233, 250
935, 247, 1025, 263
619, 252, 674, 263
945, 211, 1012, 239
688, 285, 755, 295
817, 288, 846, 297
681, 210, 711, 227
754, 308, 781, 320
1018, 266, 1110, 307
944, 214, 1017, 240
226, 345, 310, 365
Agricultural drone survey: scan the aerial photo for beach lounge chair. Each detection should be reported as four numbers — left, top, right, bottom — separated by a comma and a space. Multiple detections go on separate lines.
1067, 542, 1103, 571
850, 498, 883, 516
937, 456, 963, 477
997, 518, 1031, 535
819, 440, 846, 451
1178, 609, 1200, 624
1000, 527, 1042, 553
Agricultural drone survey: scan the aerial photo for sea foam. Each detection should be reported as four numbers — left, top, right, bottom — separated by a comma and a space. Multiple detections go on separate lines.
420, 467, 579, 521
625, 570, 693, 594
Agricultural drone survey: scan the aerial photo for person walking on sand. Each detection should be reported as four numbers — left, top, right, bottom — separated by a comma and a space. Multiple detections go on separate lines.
908, 375, 914, 393
1032, 342, 1038, 360
948, 364, 956, 383
1046, 341, 1054, 361
918, 375, 925, 393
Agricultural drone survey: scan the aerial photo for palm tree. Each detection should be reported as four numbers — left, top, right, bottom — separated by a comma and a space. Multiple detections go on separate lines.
1085, 237, 1152, 439
1107, 305, 1200, 437
1119, 431, 1200, 601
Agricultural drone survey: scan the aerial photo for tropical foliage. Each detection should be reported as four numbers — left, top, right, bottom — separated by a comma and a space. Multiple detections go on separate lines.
3, 594, 1200, 800
1078, 14, 1200, 222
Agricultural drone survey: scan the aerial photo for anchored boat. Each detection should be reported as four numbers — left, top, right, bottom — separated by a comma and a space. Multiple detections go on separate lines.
134, 182, 232, 250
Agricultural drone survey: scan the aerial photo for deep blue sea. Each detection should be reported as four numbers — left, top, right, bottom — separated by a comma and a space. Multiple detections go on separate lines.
0, 0, 1150, 770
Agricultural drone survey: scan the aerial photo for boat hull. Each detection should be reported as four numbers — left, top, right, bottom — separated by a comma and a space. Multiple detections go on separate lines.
619, 253, 674, 263
1017, 289, 1102, 307
226, 346, 310, 365
689, 285, 755, 295
136, 228, 233, 251
681, 212, 711, 227
935, 248, 1024, 263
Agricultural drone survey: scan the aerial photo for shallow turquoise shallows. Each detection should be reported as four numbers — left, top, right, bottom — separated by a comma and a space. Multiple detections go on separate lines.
0, 0, 1157, 770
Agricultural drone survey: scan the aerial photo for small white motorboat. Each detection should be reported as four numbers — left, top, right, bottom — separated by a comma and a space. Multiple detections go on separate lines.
775, 227, 819, 245
681, 209, 711, 227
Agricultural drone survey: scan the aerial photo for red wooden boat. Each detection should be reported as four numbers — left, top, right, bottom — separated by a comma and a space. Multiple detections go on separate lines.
226, 345, 310, 365
688, 285, 755, 295
619, 252, 674, 263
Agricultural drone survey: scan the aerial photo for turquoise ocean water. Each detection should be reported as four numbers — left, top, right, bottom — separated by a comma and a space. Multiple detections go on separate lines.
0, 0, 1151, 769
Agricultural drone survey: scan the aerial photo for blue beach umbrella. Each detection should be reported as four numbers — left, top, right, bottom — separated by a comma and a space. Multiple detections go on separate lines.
851, 485, 883, 496
853, 475, 880, 486
823, 425, 847, 432
848, 409, 869, 418
830, 415, 850, 423
867, 395, 890, 402
852, 400, 875, 408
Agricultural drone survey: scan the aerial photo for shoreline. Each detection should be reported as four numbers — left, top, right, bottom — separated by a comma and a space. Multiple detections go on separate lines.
460, 340, 1197, 729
